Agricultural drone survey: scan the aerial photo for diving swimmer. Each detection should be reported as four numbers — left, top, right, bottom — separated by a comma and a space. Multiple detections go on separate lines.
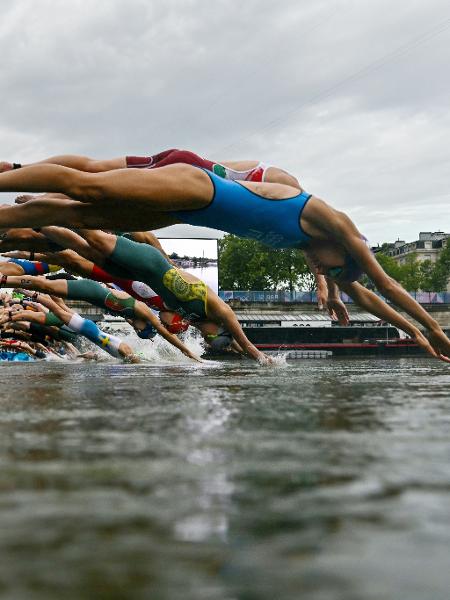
0, 148, 328, 306
0, 161, 449, 361
0, 273, 202, 362
36, 227, 273, 362
1, 293, 138, 362
0, 226, 271, 361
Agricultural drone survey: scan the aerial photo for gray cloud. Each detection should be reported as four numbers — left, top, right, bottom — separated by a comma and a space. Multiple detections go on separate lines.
1, 0, 449, 242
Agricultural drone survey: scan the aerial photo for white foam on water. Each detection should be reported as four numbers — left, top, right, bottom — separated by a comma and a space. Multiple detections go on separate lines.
100, 321, 210, 366
133, 329, 205, 365
83, 321, 291, 369
266, 352, 289, 368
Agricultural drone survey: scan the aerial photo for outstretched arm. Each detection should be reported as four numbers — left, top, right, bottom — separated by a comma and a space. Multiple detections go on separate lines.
323, 276, 350, 325
307, 200, 450, 358
340, 281, 450, 362
0, 228, 61, 253
303, 252, 328, 310
9, 309, 47, 326
133, 301, 202, 362
35, 293, 139, 362
0, 273, 68, 296
208, 296, 273, 364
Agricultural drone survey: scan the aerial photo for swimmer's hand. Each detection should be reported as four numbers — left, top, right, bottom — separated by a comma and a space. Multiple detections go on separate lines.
413, 329, 450, 363
325, 297, 350, 325
124, 353, 141, 364
256, 351, 275, 366
243, 344, 274, 365
22, 299, 48, 313
427, 329, 450, 363
184, 349, 203, 363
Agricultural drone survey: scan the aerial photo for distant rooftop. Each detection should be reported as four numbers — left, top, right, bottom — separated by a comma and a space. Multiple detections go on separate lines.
391, 232, 449, 245
418, 231, 449, 241
384, 231, 449, 258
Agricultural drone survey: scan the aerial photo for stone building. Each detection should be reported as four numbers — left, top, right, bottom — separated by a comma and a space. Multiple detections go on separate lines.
385, 232, 448, 264
384, 231, 450, 290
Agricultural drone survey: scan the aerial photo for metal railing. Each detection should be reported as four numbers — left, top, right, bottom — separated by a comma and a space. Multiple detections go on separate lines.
219, 290, 450, 304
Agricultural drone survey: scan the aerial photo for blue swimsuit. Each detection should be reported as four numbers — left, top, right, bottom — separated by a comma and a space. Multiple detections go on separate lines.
174, 170, 312, 248
7, 258, 51, 276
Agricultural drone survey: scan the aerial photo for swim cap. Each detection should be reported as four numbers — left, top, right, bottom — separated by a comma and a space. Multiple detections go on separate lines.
164, 313, 190, 334
136, 322, 157, 339
327, 236, 370, 282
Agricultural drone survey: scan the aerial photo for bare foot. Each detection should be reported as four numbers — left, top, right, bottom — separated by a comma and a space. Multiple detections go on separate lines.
15, 194, 39, 204
0, 161, 13, 173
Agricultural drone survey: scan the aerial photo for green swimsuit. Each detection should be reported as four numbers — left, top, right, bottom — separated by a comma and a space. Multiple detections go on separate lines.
108, 236, 208, 321
66, 279, 137, 318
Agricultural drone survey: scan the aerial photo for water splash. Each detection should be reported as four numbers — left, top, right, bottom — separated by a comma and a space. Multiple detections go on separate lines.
100, 321, 208, 365
91, 321, 290, 369
265, 352, 288, 368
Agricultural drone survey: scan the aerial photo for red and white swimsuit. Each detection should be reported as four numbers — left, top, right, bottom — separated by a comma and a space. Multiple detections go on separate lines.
90, 265, 165, 311
125, 149, 274, 182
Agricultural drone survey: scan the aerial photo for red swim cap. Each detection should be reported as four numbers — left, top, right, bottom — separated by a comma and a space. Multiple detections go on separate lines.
165, 313, 190, 334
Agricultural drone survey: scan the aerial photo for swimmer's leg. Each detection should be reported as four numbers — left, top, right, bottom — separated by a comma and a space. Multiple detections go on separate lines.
77, 231, 166, 285
0, 197, 172, 231
50, 229, 166, 284
15, 192, 71, 204
1, 155, 126, 174
66, 313, 136, 361
0, 163, 212, 210
0, 228, 56, 253
24, 154, 127, 172
0, 199, 105, 229
38, 227, 127, 275
69, 230, 137, 279
0, 261, 25, 276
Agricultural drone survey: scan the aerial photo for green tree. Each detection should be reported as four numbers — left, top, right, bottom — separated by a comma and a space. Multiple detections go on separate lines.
375, 252, 403, 280
218, 236, 269, 289
218, 235, 310, 291
418, 259, 435, 291
399, 254, 422, 292
374, 252, 422, 291
374, 245, 450, 292
259, 247, 310, 292
429, 240, 450, 291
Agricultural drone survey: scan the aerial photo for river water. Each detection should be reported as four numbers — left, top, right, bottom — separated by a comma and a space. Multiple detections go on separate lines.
0, 356, 449, 600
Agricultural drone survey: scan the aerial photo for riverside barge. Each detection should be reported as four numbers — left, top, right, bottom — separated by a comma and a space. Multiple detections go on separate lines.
234, 311, 426, 357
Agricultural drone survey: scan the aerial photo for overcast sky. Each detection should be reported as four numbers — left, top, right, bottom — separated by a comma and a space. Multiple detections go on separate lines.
1, 0, 450, 245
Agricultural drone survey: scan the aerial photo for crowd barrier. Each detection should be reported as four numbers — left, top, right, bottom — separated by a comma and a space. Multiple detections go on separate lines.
219, 290, 450, 304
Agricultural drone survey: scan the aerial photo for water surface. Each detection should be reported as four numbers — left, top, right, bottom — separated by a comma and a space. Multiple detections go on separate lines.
0, 358, 449, 600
